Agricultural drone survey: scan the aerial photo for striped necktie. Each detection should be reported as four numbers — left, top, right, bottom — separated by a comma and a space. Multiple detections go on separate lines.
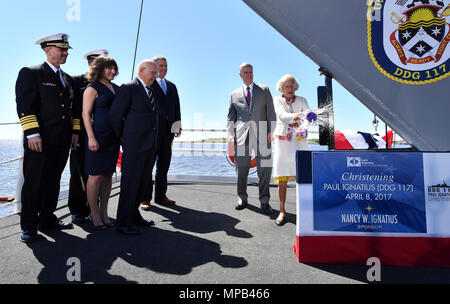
146, 86, 156, 111
245, 86, 251, 107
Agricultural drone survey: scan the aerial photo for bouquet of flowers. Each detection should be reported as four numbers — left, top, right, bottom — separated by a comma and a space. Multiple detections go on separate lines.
287, 105, 331, 141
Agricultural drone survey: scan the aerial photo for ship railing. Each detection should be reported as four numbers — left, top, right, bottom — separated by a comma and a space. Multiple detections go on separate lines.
0, 124, 321, 166
173, 128, 319, 153
172, 128, 228, 153
0, 122, 23, 214
0, 123, 318, 215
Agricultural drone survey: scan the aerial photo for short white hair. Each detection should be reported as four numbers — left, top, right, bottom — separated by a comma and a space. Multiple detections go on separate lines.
239, 62, 253, 74
138, 59, 157, 71
276, 74, 299, 92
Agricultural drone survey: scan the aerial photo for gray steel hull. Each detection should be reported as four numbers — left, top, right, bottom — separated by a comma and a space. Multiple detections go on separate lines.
243, 0, 450, 151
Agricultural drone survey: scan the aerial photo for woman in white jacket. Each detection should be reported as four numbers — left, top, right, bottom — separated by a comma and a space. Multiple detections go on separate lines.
272, 74, 310, 226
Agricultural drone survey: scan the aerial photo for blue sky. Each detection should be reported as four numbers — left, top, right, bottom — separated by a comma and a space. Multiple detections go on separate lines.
0, 0, 382, 140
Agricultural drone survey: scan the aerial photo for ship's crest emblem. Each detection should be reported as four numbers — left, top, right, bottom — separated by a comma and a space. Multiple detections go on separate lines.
368, 0, 450, 84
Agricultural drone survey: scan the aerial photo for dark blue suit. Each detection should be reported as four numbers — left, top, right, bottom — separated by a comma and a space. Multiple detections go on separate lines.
68, 74, 89, 218
153, 79, 181, 201
15, 62, 78, 231
159, 79, 181, 136
110, 78, 163, 226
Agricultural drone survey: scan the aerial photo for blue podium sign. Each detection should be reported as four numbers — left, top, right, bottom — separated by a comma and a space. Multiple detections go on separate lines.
312, 152, 426, 233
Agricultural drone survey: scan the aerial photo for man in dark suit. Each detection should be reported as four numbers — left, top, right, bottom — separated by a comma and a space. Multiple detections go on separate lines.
15, 33, 80, 243
140, 56, 181, 210
110, 59, 163, 235
68, 49, 109, 224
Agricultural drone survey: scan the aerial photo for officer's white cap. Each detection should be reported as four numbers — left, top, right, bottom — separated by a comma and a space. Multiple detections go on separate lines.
35, 33, 72, 49
84, 49, 109, 60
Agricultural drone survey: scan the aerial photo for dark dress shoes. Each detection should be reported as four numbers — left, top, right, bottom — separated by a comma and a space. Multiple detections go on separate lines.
134, 218, 155, 227
140, 201, 152, 211
39, 220, 74, 231
261, 203, 274, 215
116, 225, 142, 235
20, 230, 38, 243
155, 197, 176, 206
235, 200, 248, 210
71, 214, 89, 224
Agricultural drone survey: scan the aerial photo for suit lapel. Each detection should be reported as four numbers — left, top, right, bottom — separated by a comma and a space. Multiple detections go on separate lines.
134, 78, 146, 97
61, 70, 72, 92
135, 78, 157, 112
250, 84, 261, 113
240, 87, 249, 112
42, 62, 59, 85
165, 79, 173, 101
294, 96, 306, 112
43, 62, 70, 92
61, 70, 69, 86
61, 71, 74, 100
160, 79, 168, 96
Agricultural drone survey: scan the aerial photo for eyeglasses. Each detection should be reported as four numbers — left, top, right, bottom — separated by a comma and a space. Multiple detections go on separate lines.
150, 71, 159, 76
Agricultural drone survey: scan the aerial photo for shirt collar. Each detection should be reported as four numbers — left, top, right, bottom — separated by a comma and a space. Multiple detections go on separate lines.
242, 82, 253, 96
137, 76, 151, 94
243, 82, 253, 90
46, 61, 60, 73
137, 76, 146, 87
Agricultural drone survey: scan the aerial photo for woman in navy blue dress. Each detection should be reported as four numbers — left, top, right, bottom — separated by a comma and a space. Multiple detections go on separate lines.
82, 55, 120, 230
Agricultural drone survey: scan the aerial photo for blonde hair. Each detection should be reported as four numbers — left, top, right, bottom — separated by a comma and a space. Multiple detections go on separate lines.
276, 74, 299, 93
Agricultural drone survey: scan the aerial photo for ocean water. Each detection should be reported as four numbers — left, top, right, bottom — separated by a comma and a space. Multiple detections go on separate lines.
0, 140, 239, 218
0, 139, 409, 219
0, 140, 236, 198
0, 140, 24, 198
0, 138, 409, 197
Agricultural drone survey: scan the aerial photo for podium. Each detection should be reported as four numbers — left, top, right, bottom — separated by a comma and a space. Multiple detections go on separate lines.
294, 151, 450, 267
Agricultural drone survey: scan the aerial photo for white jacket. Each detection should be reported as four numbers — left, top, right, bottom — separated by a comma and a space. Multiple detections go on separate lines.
272, 95, 310, 136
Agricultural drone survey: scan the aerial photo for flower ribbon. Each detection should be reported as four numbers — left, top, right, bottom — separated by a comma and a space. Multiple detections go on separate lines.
306, 111, 318, 123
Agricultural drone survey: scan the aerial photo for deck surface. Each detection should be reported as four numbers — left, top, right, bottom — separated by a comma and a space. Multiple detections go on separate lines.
0, 180, 449, 284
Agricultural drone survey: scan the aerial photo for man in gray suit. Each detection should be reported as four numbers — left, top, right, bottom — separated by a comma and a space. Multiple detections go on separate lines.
227, 62, 276, 215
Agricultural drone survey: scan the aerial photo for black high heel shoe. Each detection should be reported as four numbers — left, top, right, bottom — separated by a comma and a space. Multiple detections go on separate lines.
102, 217, 116, 228
89, 215, 108, 231
275, 217, 287, 226
93, 223, 108, 231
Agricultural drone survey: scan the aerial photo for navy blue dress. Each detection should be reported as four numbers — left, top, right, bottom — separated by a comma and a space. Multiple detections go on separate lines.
85, 81, 120, 175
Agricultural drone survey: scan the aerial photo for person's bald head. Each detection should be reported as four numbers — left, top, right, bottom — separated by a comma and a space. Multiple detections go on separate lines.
138, 60, 159, 87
